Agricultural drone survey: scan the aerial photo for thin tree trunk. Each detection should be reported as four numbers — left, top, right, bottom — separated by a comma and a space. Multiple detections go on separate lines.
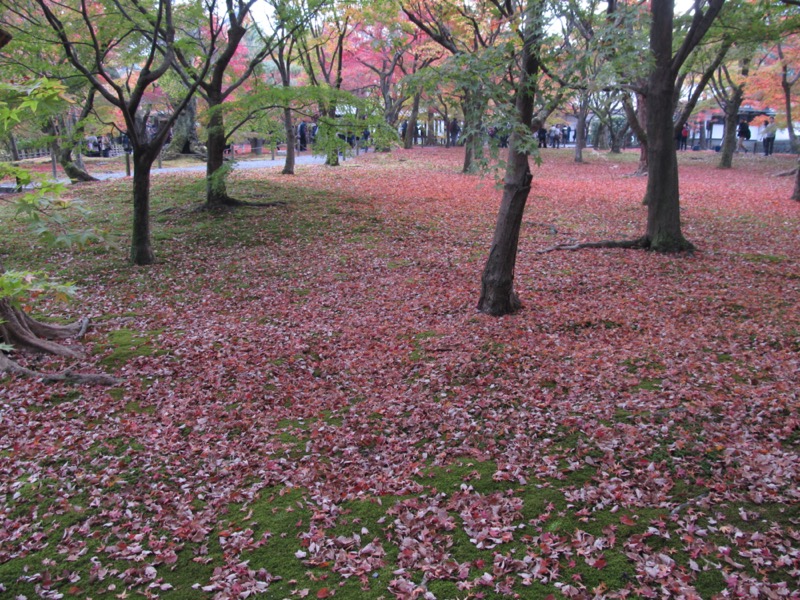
780, 44, 799, 153
404, 93, 421, 149
478, 0, 542, 316
282, 107, 296, 175
325, 107, 340, 167
461, 90, 485, 174
574, 98, 589, 163
793, 157, 800, 201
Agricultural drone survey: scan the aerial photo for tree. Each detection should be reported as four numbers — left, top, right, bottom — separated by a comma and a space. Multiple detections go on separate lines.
169, 0, 297, 209
295, 0, 355, 166
640, 0, 724, 250
401, 0, 521, 173
30, 0, 211, 265
477, 1, 547, 315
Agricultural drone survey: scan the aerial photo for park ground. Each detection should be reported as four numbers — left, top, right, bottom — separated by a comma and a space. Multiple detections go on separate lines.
1, 147, 799, 599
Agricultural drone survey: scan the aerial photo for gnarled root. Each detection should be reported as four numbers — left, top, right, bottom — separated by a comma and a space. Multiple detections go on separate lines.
1, 299, 120, 386
538, 237, 650, 254
0, 353, 121, 385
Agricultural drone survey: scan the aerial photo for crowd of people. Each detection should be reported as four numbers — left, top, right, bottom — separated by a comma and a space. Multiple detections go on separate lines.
537, 124, 572, 148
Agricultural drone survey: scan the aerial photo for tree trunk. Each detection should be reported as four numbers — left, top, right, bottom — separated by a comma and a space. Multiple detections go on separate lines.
699, 119, 707, 150
718, 78, 745, 168
478, 0, 542, 316
461, 89, 485, 174
204, 103, 234, 208
0, 297, 83, 357
54, 139, 96, 182
574, 98, 589, 163
131, 149, 157, 265
609, 123, 628, 153
594, 123, 608, 150
793, 157, 800, 201
782, 59, 798, 153
325, 107, 340, 167
282, 107, 296, 175
644, 0, 692, 253
162, 96, 203, 159
46, 113, 97, 182
404, 93, 421, 149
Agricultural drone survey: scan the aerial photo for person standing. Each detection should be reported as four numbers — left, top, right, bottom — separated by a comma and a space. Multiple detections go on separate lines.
761, 116, 777, 156
298, 120, 308, 151
680, 123, 689, 150
737, 118, 751, 153
448, 119, 460, 146
537, 126, 547, 148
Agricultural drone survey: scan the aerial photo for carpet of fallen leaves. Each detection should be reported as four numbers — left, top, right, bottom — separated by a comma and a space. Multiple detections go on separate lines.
1, 148, 799, 599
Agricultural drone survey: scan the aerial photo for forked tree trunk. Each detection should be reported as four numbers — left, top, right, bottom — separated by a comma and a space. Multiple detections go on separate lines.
478, 1, 542, 316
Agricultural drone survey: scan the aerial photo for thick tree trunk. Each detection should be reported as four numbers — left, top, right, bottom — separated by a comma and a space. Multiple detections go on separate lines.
55, 140, 96, 182
478, 1, 542, 316
609, 123, 628, 153
644, 0, 692, 253
699, 119, 707, 150
204, 103, 235, 209
282, 107, 296, 175
45, 115, 97, 182
162, 96, 203, 159
718, 84, 744, 168
0, 298, 84, 357
426, 110, 436, 146
131, 149, 157, 265
594, 123, 608, 150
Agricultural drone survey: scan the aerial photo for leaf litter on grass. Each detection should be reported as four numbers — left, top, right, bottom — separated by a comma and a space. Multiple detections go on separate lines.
0, 148, 798, 599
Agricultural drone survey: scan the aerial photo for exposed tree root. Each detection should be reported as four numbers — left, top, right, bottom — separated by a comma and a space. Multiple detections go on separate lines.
775, 167, 797, 177
0, 299, 119, 385
0, 353, 122, 385
538, 237, 650, 254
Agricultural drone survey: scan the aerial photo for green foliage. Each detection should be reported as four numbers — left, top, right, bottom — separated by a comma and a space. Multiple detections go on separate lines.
0, 79, 66, 134
0, 79, 103, 351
